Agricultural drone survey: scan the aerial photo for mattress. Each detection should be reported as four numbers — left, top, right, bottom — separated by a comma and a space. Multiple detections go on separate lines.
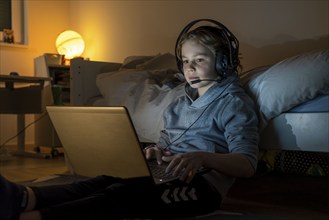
288, 93, 329, 113
90, 92, 329, 112
260, 112, 329, 152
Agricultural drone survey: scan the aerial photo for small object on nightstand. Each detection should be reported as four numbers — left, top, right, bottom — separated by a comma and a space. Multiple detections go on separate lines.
44, 53, 64, 66
3, 29, 14, 43
9, 72, 19, 76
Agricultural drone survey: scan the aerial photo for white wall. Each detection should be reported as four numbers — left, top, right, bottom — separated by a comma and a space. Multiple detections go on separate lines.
69, 0, 328, 71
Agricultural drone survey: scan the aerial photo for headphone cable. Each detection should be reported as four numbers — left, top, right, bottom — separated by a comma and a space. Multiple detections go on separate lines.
162, 78, 235, 150
0, 112, 48, 150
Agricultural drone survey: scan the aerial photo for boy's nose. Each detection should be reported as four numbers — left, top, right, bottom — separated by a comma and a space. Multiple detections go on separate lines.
186, 61, 196, 71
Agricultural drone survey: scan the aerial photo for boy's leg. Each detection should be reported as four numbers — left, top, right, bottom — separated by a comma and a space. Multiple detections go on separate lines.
142, 175, 222, 219
0, 175, 28, 220
88, 175, 221, 219
37, 178, 155, 220
0, 175, 122, 220
2, 174, 221, 220
101, 175, 221, 219
31, 175, 123, 209
38, 185, 125, 220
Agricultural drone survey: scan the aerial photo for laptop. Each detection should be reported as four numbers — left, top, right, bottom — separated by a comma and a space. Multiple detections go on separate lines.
46, 106, 180, 184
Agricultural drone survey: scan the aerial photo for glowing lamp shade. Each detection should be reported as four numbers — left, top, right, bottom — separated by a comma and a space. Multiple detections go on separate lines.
56, 30, 85, 59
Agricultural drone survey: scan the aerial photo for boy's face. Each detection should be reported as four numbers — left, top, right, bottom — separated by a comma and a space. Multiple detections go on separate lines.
181, 39, 218, 95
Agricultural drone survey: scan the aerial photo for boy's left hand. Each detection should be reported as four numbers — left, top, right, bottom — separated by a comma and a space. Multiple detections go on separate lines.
144, 146, 172, 165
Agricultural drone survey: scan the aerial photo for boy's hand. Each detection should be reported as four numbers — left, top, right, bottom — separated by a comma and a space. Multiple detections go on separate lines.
144, 146, 172, 165
162, 152, 205, 183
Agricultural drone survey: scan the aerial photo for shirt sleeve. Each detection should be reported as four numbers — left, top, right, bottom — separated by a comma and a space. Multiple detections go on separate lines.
221, 93, 260, 170
156, 129, 171, 149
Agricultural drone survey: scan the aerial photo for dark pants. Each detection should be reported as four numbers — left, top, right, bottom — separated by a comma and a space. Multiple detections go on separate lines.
31, 175, 222, 220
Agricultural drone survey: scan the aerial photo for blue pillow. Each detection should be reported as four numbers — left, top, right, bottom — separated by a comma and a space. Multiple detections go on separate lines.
242, 50, 329, 129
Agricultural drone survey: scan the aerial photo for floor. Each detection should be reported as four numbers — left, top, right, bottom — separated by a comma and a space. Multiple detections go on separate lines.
0, 145, 68, 182
1, 145, 329, 220
221, 173, 329, 220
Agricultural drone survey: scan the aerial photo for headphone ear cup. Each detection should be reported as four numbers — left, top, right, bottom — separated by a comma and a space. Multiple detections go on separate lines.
215, 53, 228, 78
221, 54, 229, 77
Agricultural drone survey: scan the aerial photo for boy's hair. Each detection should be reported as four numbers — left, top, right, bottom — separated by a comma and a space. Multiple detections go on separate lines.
176, 25, 241, 77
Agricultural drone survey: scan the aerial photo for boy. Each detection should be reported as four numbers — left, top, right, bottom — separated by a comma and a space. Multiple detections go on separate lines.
1, 19, 259, 220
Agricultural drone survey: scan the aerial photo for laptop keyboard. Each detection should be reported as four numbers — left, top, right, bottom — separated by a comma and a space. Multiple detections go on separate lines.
148, 160, 210, 181
147, 160, 176, 179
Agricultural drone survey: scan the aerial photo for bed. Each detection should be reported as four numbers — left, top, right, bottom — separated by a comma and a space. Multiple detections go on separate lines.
69, 50, 329, 156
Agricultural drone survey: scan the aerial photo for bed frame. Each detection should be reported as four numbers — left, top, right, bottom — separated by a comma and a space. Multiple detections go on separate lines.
70, 58, 329, 153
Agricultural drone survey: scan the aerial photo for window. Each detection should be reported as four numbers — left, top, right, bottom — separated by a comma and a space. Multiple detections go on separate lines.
0, 0, 27, 45
0, 0, 12, 30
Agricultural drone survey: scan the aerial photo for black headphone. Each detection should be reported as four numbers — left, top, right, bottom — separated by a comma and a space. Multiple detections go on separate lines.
175, 19, 239, 78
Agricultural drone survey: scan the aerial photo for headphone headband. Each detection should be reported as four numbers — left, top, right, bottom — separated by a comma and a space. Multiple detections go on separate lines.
175, 19, 239, 77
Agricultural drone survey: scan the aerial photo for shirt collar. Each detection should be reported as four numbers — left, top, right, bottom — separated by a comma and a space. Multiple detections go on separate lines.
184, 75, 239, 107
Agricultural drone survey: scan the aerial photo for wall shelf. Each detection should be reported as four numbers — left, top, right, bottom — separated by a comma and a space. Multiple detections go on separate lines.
0, 42, 28, 49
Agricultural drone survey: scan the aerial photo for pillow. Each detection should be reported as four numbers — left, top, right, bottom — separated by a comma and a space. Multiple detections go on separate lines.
136, 53, 178, 71
243, 50, 329, 130
120, 55, 155, 69
96, 69, 185, 142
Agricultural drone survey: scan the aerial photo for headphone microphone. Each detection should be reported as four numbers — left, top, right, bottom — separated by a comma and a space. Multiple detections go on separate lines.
190, 78, 221, 84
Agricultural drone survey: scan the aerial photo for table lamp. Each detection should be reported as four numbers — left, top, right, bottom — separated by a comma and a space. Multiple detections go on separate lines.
56, 30, 85, 65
